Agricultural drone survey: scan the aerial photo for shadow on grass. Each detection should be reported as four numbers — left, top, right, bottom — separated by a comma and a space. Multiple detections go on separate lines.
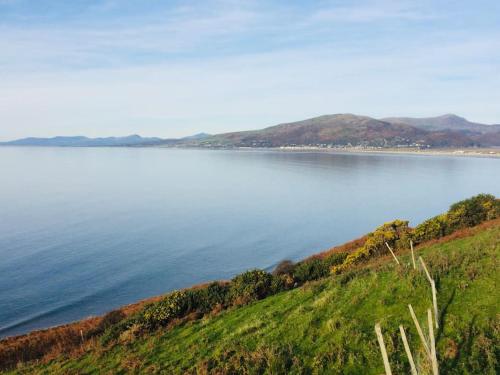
437, 288, 456, 342
440, 314, 477, 374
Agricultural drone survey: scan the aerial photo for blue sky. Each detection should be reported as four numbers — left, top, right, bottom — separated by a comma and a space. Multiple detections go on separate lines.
1, 0, 499, 140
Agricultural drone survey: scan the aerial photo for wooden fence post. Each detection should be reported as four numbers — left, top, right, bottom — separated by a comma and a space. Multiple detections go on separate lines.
427, 309, 439, 375
399, 325, 418, 375
408, 304, 431, 358
385, 242, 400, 266
419, 256, 439, 328
375, 323, 392, 375
410, 240, 416, 270
419, 257, 432, 284
431, 280, 439, 328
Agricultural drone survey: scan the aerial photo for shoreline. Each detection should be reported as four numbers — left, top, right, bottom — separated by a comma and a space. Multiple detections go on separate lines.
2, 144, 500, 158
3, 217, 499, 343
159, 145, 500, 158
274, 147, 500, 158
2, 216, 499, 372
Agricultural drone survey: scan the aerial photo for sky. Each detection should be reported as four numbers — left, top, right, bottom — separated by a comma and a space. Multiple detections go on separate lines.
1, 0, 499, 140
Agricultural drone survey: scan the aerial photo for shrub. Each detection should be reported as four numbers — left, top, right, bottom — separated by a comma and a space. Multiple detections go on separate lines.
270, 275, 286, 294
324, 252, 348, 267
331, 220, 411, 274
89, 309, 126, 337
142, 291, 191, 329
184, 282, 229, 314
414, 194, 499, 242
413, 214, 448, 242
228, 270, 274, 304
100, 314, 142, 346
272, 260, 295, 276
103, 283, 230, 336
293, 259, 329, 283
448, 194, 499, 227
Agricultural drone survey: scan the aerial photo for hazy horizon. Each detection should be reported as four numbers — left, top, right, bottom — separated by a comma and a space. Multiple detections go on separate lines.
1, 112, 499, 142
1, 1, 500, 141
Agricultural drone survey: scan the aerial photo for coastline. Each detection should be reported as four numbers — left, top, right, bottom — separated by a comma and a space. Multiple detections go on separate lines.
3, 144, 500, 158
267, 146, 500, 158
2, 217, 498, 343
2, 216, 499, 372
158, 145, 500, 158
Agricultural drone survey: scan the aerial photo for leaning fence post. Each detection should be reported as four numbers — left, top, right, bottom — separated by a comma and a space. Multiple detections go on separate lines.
419, 256, 432, 284
385, 242, 400, 266
399, 325, 418, 375
431, 279, 439, 328
427, 309, 439, 375
410, 240, 416, 270
79, 329, 85, 351
408, 304, 431, 358
419, 256, 439, 328
375, 323, 393, 375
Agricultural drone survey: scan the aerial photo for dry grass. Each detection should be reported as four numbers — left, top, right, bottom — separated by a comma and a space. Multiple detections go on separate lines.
307, 235, 369, 260
0, 295, 162, 369
0, 281, 232, 370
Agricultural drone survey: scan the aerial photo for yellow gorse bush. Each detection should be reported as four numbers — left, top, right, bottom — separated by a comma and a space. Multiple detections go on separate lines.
331, 194, 499, 275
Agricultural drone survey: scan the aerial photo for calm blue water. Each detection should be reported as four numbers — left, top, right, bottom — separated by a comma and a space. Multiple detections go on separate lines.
0, 147, 499, 338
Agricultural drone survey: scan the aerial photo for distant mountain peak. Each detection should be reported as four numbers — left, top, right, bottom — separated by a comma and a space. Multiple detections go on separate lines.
181, 132, 211, 140
436, 114, 468, 122
382, 114, 499, 134
197, 113, 500, 148
440, 113, 462, 118
0, 134, 163, 147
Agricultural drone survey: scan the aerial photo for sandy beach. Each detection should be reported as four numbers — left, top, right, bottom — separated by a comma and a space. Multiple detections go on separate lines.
270, 146, 500, 158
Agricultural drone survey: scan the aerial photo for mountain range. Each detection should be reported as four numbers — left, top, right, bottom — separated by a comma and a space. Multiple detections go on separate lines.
193, 114, 500, 148
0, 134, 164, 147
2, 114, 499, 148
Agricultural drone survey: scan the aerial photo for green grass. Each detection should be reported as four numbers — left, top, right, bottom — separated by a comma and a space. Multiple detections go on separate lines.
11, 225, 500, 374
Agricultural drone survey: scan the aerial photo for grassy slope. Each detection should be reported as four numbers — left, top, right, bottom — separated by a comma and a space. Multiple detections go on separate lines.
11, 224, 500, 374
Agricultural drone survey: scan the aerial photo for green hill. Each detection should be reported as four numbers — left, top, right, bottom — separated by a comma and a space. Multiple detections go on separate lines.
7, 219, 500, 373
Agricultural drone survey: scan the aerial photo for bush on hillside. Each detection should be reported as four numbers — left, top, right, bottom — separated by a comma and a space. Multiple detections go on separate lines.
290, 253, 348, 284
293, 259, 329, 283
414, 194, 499, 242
100, 314, 142, 346
228, 270, 276, 304
184, 282, 230, 314
89, 309, 126, 337
413, 214, 448, 242
139, 282, 231, 330
272, 260, 295, 276
448, 193, 499, 226
331, 220, 411, 274
142, 291, 191, 329
324, 252, 349, 267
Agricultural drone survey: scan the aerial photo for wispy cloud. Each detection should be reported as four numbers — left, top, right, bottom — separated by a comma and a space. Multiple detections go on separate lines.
0, 2, 262, 71
0, 0, 499, 140
0, 0, 447, 73
311, 0, 439, 22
